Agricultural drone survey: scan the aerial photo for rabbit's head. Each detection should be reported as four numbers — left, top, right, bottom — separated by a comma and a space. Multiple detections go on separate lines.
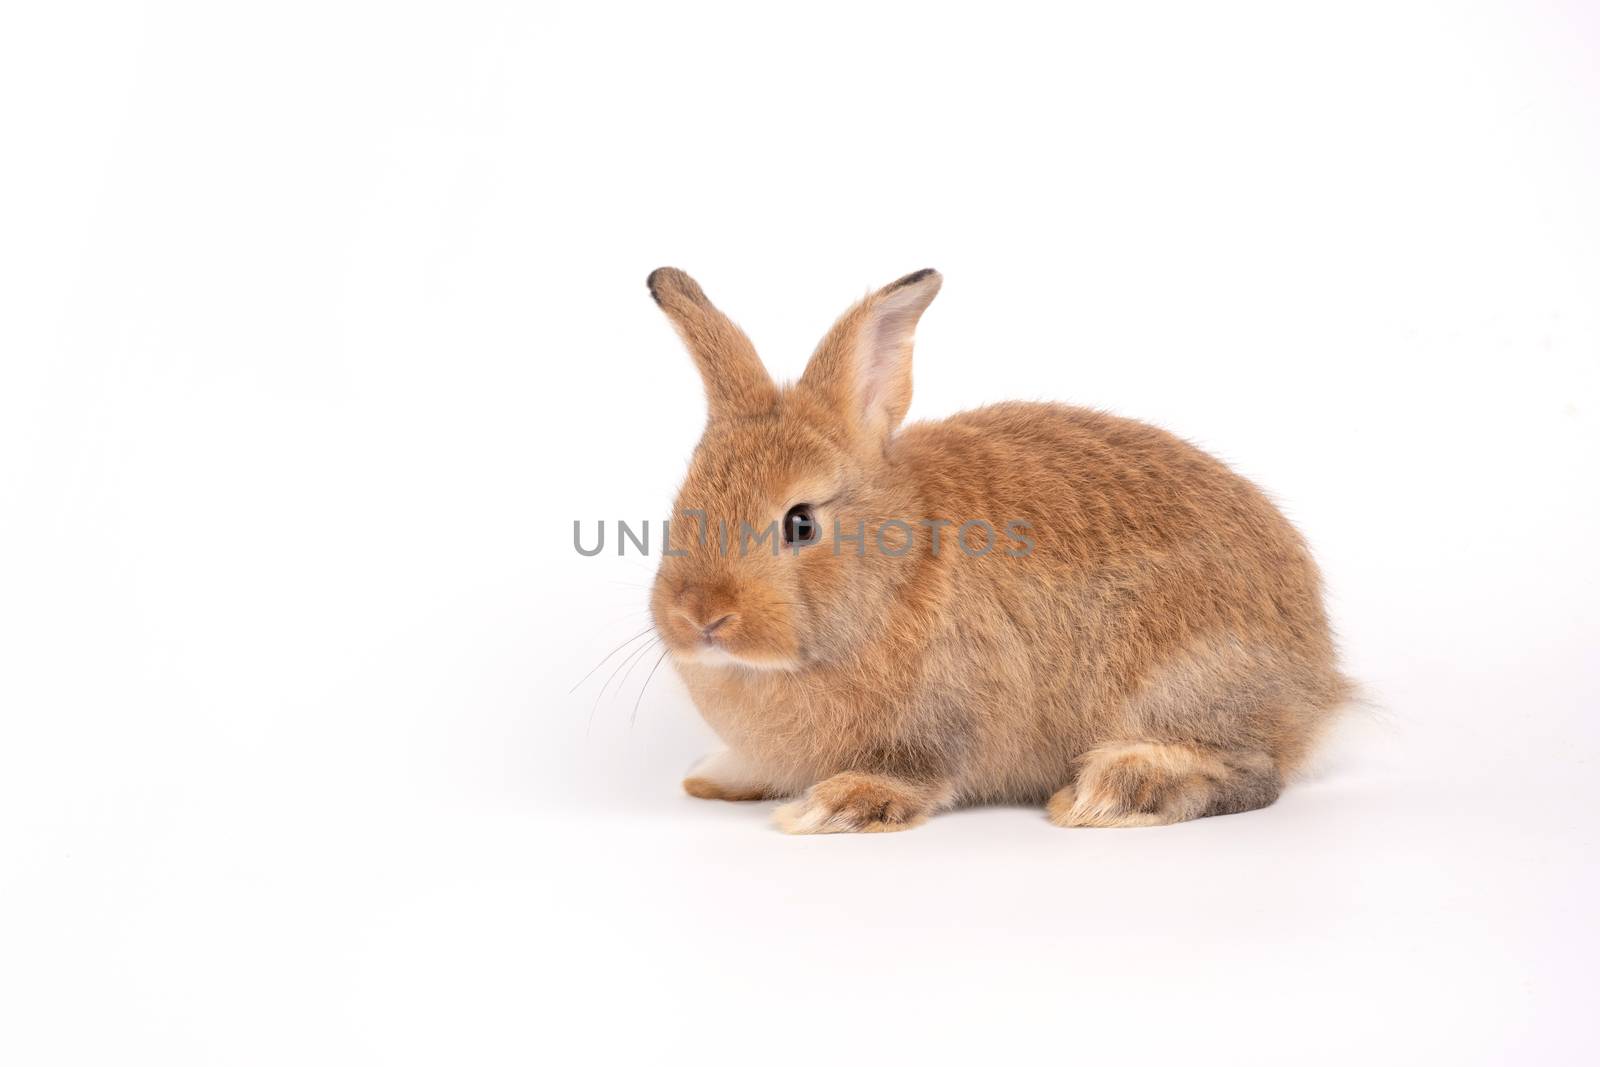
646, 267, 942, 672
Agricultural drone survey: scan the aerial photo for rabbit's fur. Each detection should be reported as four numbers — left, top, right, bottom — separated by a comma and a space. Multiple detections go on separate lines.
647, 267, 1350, 833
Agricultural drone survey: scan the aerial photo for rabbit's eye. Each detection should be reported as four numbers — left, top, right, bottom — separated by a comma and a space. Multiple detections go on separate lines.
783, 504, 819, 547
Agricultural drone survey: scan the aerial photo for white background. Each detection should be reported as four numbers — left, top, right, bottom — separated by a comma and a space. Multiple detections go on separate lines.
4, 2, 1598, 1063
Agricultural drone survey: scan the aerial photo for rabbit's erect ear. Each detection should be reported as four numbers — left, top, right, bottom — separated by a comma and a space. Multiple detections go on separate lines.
799, 269, 942, 447
647, 268, 778, 421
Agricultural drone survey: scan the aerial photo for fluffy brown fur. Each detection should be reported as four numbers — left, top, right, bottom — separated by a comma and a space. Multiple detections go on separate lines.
646, 267, 1351, 834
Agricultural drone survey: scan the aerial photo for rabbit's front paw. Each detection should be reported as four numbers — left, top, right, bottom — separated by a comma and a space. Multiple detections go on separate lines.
773, 772, 937, 835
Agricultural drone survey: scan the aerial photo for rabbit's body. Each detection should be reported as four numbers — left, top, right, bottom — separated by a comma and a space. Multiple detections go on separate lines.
648, 268, 1349, 833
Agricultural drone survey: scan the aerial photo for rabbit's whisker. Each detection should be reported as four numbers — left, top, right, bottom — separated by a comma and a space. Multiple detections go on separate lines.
614, 635, 662, 700
589, 635, 661, 732
569, 625, 657, 694
631, 646, 673, 728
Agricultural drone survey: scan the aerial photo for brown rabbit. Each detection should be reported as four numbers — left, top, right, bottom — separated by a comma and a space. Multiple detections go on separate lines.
646, 267, 1351, 833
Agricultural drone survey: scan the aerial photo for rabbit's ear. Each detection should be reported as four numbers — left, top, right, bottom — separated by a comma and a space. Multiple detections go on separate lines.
647, 268, 778, 420
799, 269, 942, 446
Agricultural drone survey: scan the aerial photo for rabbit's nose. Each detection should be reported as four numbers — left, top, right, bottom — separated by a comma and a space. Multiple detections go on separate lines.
700, 613, 736, 641
676, 607, 737, 644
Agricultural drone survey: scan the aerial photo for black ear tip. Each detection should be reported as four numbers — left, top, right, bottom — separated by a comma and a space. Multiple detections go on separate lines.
888, 268, 940, 291
647, 266, 704, 307
646, 267, 671, 306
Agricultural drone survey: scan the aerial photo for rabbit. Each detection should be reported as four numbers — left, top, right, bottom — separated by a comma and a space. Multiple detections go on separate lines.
645, 266, 1351, 834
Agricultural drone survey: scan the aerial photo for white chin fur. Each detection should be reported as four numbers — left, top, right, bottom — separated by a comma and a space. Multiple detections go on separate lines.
679, 645, 795, 672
